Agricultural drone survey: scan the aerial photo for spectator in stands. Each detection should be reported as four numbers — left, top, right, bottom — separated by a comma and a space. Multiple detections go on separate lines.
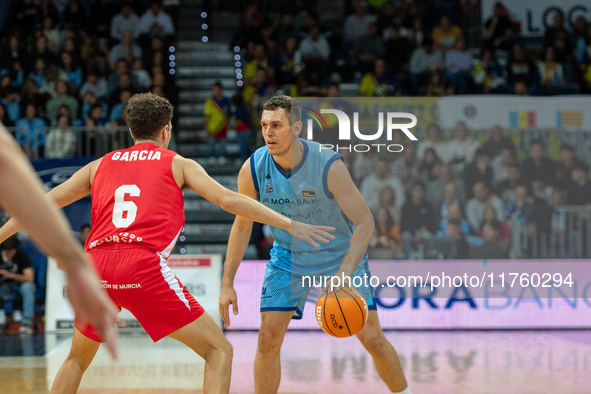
109, 89, 132, 122
138, 1, 175, 41
45, 113, 76, 159
418, 149, 442, 182
359, 58, 394, 97
417, 123, 448, 162
378, 185, 400, 223
87, 103, 107, 126
426, 164, 465, 216
232, 94, 252, 162
109, 73, 135, 107
390, 146, 421, 190
15, 103, 46, 156
79, 224, 91, 245
344, 0, 376, 48
299, 25, 331, 64
432, 16, 462, 52
370, 206, 401, 256
384, 24, 411, 89
275, 13, 300, 45
244, 44, 269, 80
567, 163, 591, 205
1, 87, 21, 124
444, 37, 472, 94
544, 10, 573, 57
401, 181, 436, 257
11, 0, 42, 38
506, 43, 538, 90
0, 103, 14, 128
424, 71, 451, 96
491, 146, 515, 186
496, 164, 521, 204
79, 72, 108, 101
472, 48, 506, 94
555, 144, 582, 190
59, 51, 82, 89
409, 36, 442, 95
89, 0, 117, 39
20, 79, 48, 116
81, 90, 107, 121
131, 58, 152, 89
407, 17, 426, 49
447, 121, 481, 175
46, 80, 78, 122
531, 178, 554, 206
469, 219, 509, 259
354, 23, 385, 73
483, 2, 513, 50
436, 218, 469, 258
42, 16, 59, 51
477, 205, 511, 243
351, 150, 377, 186
506, 185, 535, 240
360, 158, 406, 211
108, 31, 143, 68
465, 181, 505, 231
520, 140, 556, 186
463, 150, 493, 200
204, 82, 231, 166
0, 236, 36, 334
437, 203, 471, 236
63, 0, 86, 31
28, 58, 47, 90
111, 3, 140, 42
2, 35, 25, 69
482, 125, 515, 159
536, 46, 568, 95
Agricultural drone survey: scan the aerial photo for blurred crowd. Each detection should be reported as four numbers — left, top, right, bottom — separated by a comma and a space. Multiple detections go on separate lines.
0, 0, 178, 158
230, 0, 591, 100
345, 123, 591, 259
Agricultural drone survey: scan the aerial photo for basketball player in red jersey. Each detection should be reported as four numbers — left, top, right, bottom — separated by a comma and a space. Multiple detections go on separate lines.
0, 93, 334, 394
0, 124, 118, 359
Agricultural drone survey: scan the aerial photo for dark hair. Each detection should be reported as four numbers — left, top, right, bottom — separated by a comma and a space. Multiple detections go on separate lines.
79, 224, 91, 232
412, 180, 426, 191
482, 218, 500, 230
475, 148, 490, 159
560, 144, 575, 152
1, 235, 20, 251
231, 94, 244, 107
448, 218, 461, 226
531, 139, 545, 150
374, 206, 395, 232
57, 113, 72, 125
573, 162, 589, 174
262, 95, 301, 124
212, 81, 223, 89
126, 93, 173, 140
422, 36, 434, 47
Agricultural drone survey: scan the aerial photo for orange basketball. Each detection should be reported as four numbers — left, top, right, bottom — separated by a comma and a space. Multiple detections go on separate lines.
315, 287, 368, 337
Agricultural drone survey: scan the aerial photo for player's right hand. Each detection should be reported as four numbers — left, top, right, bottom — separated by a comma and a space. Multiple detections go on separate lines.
219, 285, 238, 328
290, 222, 336, 248
65, 264, 119, 360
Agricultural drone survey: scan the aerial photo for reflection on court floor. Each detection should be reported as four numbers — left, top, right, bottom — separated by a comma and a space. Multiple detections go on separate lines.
1, 330, 591, 393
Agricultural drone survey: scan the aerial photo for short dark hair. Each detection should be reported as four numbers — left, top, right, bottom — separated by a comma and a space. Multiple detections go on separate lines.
475, 148, 490, 159
560, 144, 575, 152
126, 93, 173, 140
482, 218, 500, 230
212, 81, 223, 89
531, 139, 545, 150
448, 218, 461, 226
80, 224, 91, 232
573, 162, 589, 174
262, 95, 301, 124
57, 113, 71, 125
1, 236, 20, 251
412, 180, 426, 191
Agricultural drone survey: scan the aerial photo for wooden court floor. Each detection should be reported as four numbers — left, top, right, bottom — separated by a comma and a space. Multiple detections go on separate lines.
2, 330, 591, 393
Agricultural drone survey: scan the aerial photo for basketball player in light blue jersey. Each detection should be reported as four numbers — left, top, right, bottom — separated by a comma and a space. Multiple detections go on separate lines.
219, 96, 411, 394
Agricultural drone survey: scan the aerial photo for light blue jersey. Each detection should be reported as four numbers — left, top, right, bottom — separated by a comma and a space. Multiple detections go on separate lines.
250, 139, 375, 319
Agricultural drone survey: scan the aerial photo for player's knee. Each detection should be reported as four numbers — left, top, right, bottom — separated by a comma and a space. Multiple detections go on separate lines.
257, 326, 283, 355
218, 337, 233, 360
358, 329, 387, 355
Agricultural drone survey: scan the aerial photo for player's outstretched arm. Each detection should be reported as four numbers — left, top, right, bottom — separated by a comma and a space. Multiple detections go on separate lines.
0, 156, 98, 243
179, 156, 335, 247
327, 159, 375, 281
0, 125, 118, 359
219, 160, 257, 327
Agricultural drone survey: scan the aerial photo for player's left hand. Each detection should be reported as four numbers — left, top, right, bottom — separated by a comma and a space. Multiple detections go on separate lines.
290, 222, 335, 248
0, 269, 11, 279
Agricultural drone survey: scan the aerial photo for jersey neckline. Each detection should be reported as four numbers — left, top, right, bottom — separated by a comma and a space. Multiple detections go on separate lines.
270, 138, 309, 179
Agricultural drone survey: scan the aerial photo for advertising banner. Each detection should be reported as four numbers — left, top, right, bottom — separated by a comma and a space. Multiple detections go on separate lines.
481, 0, 591, 37
226, 260, 591, 330
45, 254, 223, 332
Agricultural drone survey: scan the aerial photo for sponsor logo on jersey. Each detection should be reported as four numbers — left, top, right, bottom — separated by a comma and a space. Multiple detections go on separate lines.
111, 150, 161, 161
262, 197, 318, 206
266, 174, 271, 179
302, 190, 317, 198
265, 184, 274, 193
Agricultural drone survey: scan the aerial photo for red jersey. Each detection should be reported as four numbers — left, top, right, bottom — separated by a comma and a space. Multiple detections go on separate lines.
86, 142, 185, 256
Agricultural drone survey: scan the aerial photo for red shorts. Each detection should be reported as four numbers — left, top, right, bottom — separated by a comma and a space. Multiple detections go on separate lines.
76, 245, 205, 342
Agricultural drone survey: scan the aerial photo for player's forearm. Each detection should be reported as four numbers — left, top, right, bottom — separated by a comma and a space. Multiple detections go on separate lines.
222, 220, 253, 287
336, 219, 374, 278
220, 192, 291, 233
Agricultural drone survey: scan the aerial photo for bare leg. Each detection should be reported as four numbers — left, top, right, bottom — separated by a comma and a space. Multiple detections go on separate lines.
168, 312, 233, 394
254, 311, 294, 394
356, 311, 408, 392
50, 328, 101, 394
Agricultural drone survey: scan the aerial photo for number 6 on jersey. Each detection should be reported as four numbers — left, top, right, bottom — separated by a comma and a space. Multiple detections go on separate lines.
112, 185, 141, 228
